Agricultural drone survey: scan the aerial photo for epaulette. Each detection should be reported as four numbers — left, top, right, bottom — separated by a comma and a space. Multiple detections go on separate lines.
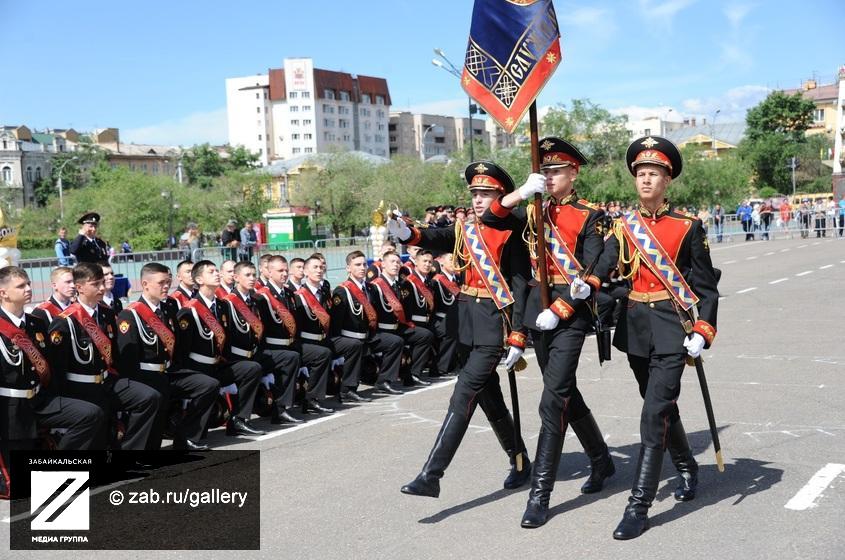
577, 198, 600, 211
672, 209, 699, 220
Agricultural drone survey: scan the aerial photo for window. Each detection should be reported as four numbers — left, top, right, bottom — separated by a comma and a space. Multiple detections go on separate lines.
256, 93, 260, 99
290, 106, 299, 112
376, 95, 384, 105
289, 92, 298, 98
361, 94, 371, 104
339, 119, 348, 128
304, 147, 313, 153
302, 91, 310, 98
343, 134, 351, 142
257, 107, 261, 113
644, 128, 651, 136
258, 134, 262, 140
303, 119, 312, 125
813, 108, 825, 122
324, 89, 335, 100
339, 91, 350, 101
292, 147, 301, 154
322, 104, 334, 113
304, 133, 312, 140
26, 167, 33, 183
363, 121, 371, 130
377, 110, 385, 119
338, 106, 349, 115
378, 123, 385, 131
291, 119, 299, 126
375, 135, 384, 143
35, 167, 41, 180
142, 163, 148, 172
324, 131, 331, 140
388, 124, 396, 131
258, 148, 263, 155
302, 105, 311, 112
292, 133, 300, 140
324, 118, 335, 127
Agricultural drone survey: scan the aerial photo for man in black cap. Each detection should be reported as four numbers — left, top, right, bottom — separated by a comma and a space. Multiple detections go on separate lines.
483, 137, 615, 528
389, 161, 533, 498
70, 212, 109, 264
599, 136, 719, 540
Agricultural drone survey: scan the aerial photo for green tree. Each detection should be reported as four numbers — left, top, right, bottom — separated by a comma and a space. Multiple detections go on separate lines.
228, 145, 260, 170
182, 143, 226, 188
739, 91, 817, 192
537, 99, 630, 165
672, 147, 753, 208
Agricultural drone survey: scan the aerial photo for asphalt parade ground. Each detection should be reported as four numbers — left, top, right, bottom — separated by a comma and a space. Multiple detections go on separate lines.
3, 234, 844, 559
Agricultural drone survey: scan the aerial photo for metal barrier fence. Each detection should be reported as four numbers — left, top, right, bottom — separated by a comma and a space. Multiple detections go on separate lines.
19, 238, 375, 304
703, 213, 845, 243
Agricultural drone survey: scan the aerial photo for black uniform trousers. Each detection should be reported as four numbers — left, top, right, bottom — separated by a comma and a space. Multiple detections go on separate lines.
132, 370, 219, 448
432, 314, 458, 375
533, 326, 592, 434
401, 324, 435, 377
627, 352, 687, 449
257, 348, 301, 409
448, 345, 510, 423
215, 360, 263, 420
298, 341, 333, 401
373, 331, 405, 384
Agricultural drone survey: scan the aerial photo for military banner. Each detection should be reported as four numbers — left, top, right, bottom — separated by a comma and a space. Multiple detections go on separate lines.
461, 0, 561, 133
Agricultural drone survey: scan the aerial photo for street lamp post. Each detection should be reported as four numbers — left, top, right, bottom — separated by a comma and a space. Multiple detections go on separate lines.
432, 48, 478, 161
420, 124, 438, 162
55, 156, 78, 222
710, 108, 721, 156
314, 199, 321, 237
161, 190, 179, 248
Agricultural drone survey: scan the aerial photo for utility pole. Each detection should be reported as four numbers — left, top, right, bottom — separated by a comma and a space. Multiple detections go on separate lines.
788, 157, 799, 195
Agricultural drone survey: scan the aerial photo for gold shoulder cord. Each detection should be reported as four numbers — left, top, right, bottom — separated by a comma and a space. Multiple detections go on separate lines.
452, 220, 472, 272
522, 200, 540, 261
613, 220, 640, 279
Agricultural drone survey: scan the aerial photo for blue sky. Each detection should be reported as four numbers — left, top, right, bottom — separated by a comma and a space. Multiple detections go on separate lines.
1, 0, 842, 146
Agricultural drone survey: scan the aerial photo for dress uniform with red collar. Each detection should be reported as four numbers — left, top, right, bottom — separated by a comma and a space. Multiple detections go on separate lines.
0, 307, 102, 498
49, 301, 162, 449
482, 137, 615, 528
173, 292, 265, 436
400, 264, 437, 384
600, 136, 719, 540
395, 161, 532, 498
116, 295, 218, 450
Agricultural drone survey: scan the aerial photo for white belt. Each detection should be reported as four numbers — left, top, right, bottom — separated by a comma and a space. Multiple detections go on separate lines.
378, 322, 398, 331
66, 372, 104, 384
265, 337, 292, 346
140, 361, 170, 372
434, 312, 447, 319
0, 385, 40, 399
411, 315, 429, 323
300, 332, 326, 341
340, 329, 367, 340
231, 346, 255, 358
189, 352, 218, 365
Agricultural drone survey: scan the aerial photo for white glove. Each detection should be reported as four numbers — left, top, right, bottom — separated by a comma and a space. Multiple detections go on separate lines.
683, 333, 705, 358
535, 308, 560, 331
517, 173, 546, 201
260, 373, 276, 388
570, 277, 591, 300
504, 346, 524, 370
298, 366, 310, 378
387, 217, 411, 241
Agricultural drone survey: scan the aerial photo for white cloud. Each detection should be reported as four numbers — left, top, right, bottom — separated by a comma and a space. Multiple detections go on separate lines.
610, 105, 682, 122
724, 3, 754, 28
637, 0, 698, 25
559, 6, 617, 42
609, 84, 769, 125
122, 107, 228, 147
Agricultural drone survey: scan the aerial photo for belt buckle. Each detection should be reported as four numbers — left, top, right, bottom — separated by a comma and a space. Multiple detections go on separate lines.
26, 389, 35, 399
643, 292, 650, 303
94, 374, 104, 384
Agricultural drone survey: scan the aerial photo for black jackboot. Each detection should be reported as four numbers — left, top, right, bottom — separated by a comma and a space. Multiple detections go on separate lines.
520, 430, 563, 528
613, 446, 664, 540
489, 413, 532, 489
571, 413, 615, 494
400, 411, 469, 498
668, 418, 698, 501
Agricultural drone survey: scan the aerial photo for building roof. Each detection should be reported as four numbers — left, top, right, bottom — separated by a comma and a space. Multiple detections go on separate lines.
666, 122, 747, 148
265, 151, 390, 175
356, 75, 391, 105
267, 65, 391, 104
30, 133, 55, 145
105, 143, 182, 157
783, 83, 839, 103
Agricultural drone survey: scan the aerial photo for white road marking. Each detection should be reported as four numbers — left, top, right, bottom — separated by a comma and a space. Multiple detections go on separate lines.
769, 278, 789, 285
812, 242, 820, 246
765, 251, 775, 256
251, 413, 346, 441
798, 244, 808, 248
718, 296, 727, 301
819, 264, 833, 270
746, 256, 758, 260
780, 248, 790, 252
785, 463, 845, 511
736, 287, 757, 294
796, 271, 813, 277
722, 260, 737, 264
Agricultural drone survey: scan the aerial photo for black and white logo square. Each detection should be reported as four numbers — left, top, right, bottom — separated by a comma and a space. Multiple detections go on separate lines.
30, 471, 90, 531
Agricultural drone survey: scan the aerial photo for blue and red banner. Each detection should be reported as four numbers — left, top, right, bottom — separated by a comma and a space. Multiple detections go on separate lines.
462, 0, 561, 133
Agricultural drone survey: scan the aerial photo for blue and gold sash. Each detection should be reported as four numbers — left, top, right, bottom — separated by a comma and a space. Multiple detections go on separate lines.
544, 208, 582, 284
620, 211, 699, 310
462, 221, 514, 310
